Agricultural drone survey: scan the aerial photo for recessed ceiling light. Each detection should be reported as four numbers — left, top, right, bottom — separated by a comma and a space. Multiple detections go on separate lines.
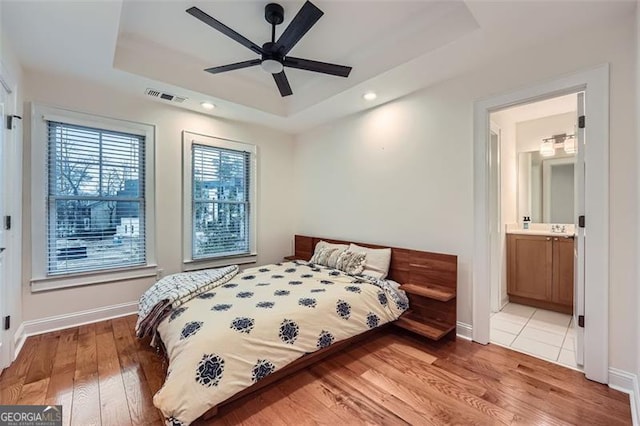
201, 101, 216, 110
363, 91, 377, 101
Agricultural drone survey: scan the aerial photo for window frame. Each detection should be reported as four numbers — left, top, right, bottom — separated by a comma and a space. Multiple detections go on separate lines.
30, 104, 157, 291
182, 131, 257, 270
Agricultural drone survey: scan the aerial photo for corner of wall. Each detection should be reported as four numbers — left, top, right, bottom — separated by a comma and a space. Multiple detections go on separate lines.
609, 368, 639, 425
636, 0, 640, 393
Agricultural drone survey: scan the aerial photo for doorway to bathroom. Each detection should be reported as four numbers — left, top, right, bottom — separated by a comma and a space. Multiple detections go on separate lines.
473, 64, 609, 383
488, 93, 582, 370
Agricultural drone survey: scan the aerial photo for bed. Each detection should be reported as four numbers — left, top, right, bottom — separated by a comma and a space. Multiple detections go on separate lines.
138, 236, 457, 426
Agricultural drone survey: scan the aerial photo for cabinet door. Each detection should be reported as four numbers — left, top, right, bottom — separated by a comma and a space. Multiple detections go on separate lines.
507, 235, 552, 301
552, 237, 574, 308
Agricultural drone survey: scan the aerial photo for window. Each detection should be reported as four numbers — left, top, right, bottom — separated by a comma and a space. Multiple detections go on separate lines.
47, 121, 145, 274
183, 132, 256, 268
31, 105, 156, 291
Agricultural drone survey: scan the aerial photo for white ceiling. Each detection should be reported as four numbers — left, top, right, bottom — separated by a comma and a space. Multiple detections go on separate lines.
115, 1, 478, 116
1, 1, 635, 134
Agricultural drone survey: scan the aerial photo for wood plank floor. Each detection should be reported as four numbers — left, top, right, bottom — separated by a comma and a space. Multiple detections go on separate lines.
0, 315, 632, 425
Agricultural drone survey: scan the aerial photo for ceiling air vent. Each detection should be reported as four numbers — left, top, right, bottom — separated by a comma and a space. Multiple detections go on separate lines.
145, 88, 188, 104
145, 89, 161, 98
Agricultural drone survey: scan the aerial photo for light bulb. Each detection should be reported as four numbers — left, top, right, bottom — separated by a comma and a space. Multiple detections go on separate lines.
363, 92, 377, 101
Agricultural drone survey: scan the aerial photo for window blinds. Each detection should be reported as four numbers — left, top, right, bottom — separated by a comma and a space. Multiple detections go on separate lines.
47, 121, 146, 275
191, 143, 250, 259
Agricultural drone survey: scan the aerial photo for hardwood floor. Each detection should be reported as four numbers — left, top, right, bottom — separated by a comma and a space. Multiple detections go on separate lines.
0, 315, 632, 425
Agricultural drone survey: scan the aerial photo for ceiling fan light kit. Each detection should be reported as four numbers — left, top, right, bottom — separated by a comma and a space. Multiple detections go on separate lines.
186, 1, 352, 97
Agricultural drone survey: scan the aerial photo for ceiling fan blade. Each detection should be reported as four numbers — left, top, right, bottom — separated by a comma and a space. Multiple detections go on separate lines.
284, 57, 352, 78
187, 7, 263, 55
273, 71, 293, 97
205, 59, 262, 74
276, 1, 323, 56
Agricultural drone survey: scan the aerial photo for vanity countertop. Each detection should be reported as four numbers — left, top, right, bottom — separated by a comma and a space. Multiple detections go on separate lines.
506, 229, 575, 237
505, 223, 575, 238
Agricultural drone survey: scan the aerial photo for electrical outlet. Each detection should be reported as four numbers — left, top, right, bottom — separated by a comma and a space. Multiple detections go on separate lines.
156, 269, 164, 280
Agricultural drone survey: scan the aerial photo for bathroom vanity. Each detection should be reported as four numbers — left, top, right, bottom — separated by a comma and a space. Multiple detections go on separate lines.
506, 228, 574, 314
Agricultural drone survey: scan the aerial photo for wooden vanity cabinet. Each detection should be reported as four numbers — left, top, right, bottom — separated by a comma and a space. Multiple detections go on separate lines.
507, 234, 574, 314
552, 237, 575, 308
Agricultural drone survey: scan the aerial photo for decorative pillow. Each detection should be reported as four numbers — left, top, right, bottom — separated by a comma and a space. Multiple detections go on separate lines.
349, 243, 392, 279
310, 247, 337, 266
312, 241, 348, 267
335, 250, 366, 275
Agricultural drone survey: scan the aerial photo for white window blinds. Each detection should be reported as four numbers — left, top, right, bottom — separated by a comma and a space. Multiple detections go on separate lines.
47, 121, 146, 275
192, 144, 250, 259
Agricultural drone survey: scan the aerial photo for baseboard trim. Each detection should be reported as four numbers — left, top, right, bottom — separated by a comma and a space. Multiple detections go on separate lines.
13, 322, 25, 361
609, 367, 639, 426
20, 301, 138, 341
456, 321, 472, 340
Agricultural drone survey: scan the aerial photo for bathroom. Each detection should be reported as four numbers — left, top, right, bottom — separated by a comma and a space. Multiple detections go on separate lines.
488, 93, 581, 369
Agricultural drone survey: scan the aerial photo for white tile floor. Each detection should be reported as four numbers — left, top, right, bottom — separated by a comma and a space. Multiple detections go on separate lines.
490, 302, 581, 371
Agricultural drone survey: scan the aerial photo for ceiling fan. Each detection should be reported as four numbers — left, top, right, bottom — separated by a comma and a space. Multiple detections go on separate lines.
186, 1, 352, 97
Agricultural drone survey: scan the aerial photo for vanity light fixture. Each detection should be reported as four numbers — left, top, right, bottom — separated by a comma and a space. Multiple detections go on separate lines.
540, 141, 556, 157
201, 101, 216, 110
363, 91, 377, 101
539, 133, 575, 157
563, 138, 576, 154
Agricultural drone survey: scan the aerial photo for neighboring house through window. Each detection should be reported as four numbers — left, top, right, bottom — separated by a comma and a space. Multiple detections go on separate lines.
31, 105, 156, 291
182, 131, 257, 270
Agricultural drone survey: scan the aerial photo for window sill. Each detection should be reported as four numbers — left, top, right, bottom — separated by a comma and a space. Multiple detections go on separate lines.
30, 264, 158, 293
183, 254, 257, 272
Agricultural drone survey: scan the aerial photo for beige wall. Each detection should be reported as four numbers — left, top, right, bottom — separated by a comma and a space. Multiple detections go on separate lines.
636, 0, 640, 381
515, 112, 576, 223
21, 70, 295, 321
294, 14, 638, 372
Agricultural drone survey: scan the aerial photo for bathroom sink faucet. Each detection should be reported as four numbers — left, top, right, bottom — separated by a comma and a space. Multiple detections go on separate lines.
551, 224, 566, 233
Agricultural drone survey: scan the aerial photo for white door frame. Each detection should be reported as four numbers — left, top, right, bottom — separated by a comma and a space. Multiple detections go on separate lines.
473, 64, 609, 383
0, 59, 21, 368
0, 81, 7, 370
488, 122, 504, 313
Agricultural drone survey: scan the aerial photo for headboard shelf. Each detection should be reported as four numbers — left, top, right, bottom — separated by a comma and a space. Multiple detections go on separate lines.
400, 283, 455, 302
291, 235, 458, 341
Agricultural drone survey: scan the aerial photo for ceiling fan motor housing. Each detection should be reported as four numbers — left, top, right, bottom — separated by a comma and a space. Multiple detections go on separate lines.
261, 42, 284, 73
265, 3, 284, 25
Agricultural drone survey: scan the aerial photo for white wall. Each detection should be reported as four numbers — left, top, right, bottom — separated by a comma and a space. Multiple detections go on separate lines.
294, 13, 638, 372
516, 112, 576, 153
21, 70, 295, 321
0, 27, 24, 354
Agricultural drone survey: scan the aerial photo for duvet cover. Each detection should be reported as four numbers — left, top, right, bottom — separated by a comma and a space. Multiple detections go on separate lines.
153, 260, 408, 425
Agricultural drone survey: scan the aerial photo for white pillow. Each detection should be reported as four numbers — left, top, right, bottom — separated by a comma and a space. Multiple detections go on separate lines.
349, 243, 391, 279
313, 241, 348, 267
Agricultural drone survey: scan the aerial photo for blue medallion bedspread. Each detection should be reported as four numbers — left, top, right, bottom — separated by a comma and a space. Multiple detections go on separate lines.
152, 260, 409, 425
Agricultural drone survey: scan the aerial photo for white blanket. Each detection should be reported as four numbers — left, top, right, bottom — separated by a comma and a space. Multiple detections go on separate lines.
135, 265, 239, 341
153, 261, 408, 425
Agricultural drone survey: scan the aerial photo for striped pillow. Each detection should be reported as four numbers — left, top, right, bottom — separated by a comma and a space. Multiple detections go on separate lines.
335, 250, 366, 275
310, 247, 337, 266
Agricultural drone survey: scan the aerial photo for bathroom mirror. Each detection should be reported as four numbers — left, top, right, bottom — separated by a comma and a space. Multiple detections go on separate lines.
517, 151, 575, 223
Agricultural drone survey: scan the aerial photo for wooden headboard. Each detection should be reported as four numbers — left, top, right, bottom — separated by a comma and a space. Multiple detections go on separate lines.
292, 235, 457, 289
293, 235, 458, 341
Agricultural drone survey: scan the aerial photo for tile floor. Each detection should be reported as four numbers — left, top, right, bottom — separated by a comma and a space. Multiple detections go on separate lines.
489, 302, 581, 370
